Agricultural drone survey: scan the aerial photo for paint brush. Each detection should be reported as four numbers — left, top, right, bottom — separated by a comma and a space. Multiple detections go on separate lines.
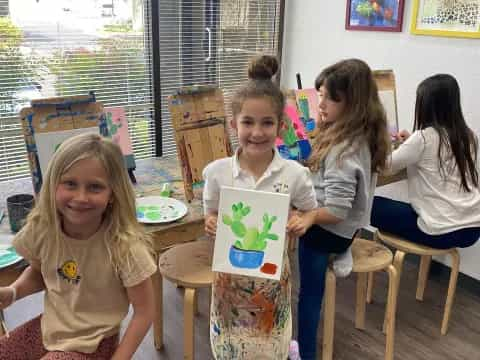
0, 312, 9, 338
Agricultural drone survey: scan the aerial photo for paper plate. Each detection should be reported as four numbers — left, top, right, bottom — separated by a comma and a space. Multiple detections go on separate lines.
136, 196, 188, 224
0, 245, 23, 269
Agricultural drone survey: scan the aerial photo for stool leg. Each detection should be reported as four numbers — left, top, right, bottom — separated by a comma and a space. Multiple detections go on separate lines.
193, 290, 199, 315
441, 249, 459, 335
152, 269, 164, 350
322, 269, 336, 360
384, 250, 405, 334
416, 255, 431, 301
355, 272, 368, 330
367, 232, 383, 304
184, 288, 196, 360
366, 272, 374, 304
385, 264, 398, 360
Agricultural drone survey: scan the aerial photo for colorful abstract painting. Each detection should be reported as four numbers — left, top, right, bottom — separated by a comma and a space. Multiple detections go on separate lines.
411, 0, 480, 38
212, 187, 290, 280
346, 0, 405, 31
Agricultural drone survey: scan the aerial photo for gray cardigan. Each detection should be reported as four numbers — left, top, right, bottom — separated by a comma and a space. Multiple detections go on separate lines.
312, 141, 376, 239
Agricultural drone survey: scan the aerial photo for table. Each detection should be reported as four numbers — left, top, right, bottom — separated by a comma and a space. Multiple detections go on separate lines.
0, 156, 205, 347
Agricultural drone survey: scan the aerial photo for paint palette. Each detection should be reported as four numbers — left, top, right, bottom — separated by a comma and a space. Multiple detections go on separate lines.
136, 196, 188, 224
0, 245, 23, 269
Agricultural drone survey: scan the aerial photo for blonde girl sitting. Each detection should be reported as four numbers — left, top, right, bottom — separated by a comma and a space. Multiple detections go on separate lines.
0, 133, 156, 359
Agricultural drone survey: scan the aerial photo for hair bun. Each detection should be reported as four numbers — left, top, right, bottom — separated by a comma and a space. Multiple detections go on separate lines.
248, 55, 278, 81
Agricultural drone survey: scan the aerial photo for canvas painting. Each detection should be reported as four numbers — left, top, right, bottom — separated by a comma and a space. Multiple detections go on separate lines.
35, 127, 100, 177
346, 0, 405, 32
295, 88, 319, 132
411, 0, 480, 38
212, 186, 290, 280
104, 106, 136, 170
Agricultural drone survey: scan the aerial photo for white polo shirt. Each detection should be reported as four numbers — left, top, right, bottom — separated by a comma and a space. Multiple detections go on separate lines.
390, 127, 480, 234
202, 149, 318, 214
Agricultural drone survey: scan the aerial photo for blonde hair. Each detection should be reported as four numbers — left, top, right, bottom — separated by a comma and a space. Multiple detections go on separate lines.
20, 133, 153, 271
231, 55, 285, 124
307, 59, 390, 172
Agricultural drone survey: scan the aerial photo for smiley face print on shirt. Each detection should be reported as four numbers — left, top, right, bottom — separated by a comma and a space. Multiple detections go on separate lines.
57, 260, 82, 284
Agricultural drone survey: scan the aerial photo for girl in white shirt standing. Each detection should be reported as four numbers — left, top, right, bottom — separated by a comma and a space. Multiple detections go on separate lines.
372, 74, 480, 248
203, 55, 317, 359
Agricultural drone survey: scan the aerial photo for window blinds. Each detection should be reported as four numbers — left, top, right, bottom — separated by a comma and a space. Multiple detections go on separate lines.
0, 0, 282, 182
157, 0, 282, 155
0, 0, 155, 181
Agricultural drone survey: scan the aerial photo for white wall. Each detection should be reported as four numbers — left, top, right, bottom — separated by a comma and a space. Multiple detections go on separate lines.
281, 0, 480, 279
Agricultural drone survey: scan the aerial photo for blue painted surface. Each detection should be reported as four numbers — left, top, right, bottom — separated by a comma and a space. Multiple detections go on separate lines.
229, 246, 264, 269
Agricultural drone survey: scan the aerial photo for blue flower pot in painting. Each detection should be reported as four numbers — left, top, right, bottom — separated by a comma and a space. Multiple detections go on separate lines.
229, 246, 264, 269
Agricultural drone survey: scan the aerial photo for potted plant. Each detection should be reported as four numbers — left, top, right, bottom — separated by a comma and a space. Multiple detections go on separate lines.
222, 202, 279, 269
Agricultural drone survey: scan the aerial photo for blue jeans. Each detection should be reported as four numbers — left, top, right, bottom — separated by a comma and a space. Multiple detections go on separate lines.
297, 225, 352, 360
371, 196, 480, 249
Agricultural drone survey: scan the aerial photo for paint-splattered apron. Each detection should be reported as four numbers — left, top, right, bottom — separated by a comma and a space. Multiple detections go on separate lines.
210, 247, 291, 359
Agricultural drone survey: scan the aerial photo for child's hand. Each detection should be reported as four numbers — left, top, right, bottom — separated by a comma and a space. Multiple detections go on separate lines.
0, 287, 15, 310
287, 212, 311, 238
205, 214, 218, 238
396, 130, 410, 143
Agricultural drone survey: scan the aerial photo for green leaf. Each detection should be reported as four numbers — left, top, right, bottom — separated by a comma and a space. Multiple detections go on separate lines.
234, 240, 244, 249
266, 233, 279, 240
231, 221, 246, 237
232, 203, 237, 212
263, 214, 268, 223
271, 216, 277, 223
242, 206, 251, 216
222, 214, 232, 225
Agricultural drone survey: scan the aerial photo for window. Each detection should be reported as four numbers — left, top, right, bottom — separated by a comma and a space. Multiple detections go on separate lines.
157, 0, 282, 154
0, 0, 155, 181
0, 0, 283, 182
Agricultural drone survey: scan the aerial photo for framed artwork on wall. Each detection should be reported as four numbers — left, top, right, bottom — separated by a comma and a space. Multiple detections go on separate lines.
346, 0, 405, 32
411, 0, 480, 39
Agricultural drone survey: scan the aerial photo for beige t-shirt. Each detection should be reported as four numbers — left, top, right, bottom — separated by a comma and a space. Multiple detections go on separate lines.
13, 223, 157, 353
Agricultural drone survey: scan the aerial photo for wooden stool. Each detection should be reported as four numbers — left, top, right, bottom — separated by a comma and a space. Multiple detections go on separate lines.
158, 240, 214, 360
369, 231, 459, 335
322, 238, 398, 360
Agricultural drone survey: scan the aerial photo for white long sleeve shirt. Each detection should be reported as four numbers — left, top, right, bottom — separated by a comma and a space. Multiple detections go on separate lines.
390, 127, 480, 235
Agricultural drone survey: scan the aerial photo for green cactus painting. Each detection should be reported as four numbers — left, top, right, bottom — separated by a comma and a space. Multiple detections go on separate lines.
106, 112, 123, 138
222, 202, 279, 251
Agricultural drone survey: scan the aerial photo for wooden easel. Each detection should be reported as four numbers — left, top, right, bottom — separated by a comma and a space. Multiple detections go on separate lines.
20, 94, 106, 193
168, 86, 232, 202
373, 69, 399, 132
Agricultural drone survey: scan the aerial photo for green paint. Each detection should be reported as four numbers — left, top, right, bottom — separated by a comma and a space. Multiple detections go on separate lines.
145, 211, 162, 220
222, 202, 278, 251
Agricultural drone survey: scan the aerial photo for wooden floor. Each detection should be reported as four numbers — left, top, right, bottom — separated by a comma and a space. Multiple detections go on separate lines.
4, 254, 480, 359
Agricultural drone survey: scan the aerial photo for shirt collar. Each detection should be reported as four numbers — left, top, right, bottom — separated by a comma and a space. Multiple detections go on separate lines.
232, 147, 285, 179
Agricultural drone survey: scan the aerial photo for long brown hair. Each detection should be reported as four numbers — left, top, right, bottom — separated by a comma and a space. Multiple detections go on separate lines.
414, 74, 478, 191
231, 55, 285, 123
307, 59, 390, 173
